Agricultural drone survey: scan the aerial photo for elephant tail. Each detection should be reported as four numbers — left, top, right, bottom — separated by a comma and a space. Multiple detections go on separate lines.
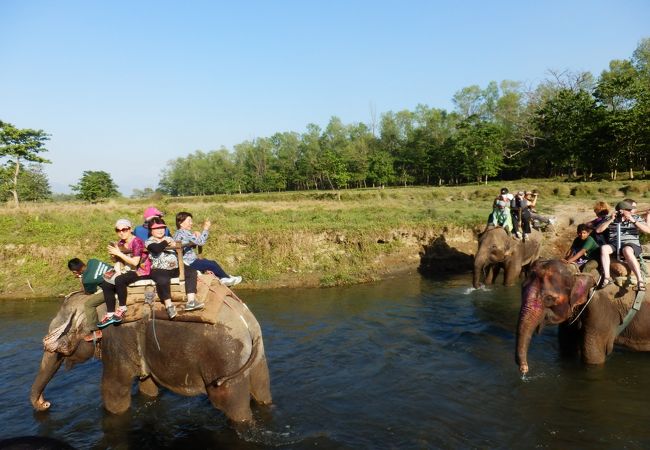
210, 336, 260, 387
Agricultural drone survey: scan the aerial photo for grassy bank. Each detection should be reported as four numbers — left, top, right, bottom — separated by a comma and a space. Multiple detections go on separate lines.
1, 181, 648, 298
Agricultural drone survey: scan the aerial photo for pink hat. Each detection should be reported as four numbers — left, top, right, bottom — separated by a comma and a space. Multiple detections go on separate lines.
149, 222, 167, 229
143, 207, 163, 220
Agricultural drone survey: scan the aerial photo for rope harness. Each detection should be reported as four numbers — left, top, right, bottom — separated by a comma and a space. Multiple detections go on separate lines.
567, 254, 648, 336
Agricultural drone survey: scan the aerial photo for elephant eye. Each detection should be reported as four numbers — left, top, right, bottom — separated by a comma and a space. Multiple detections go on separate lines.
543, 295, 558, 307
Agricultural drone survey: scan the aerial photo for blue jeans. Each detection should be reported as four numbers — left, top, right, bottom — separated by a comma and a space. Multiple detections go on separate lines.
190, 258, 229, 278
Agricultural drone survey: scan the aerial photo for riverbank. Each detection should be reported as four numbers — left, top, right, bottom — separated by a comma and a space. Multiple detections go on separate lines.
1, 181, 648, 298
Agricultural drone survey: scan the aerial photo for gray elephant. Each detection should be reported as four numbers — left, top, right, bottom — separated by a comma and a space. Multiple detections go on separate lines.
472, 226, 542, 288
31, 276, 272, 424
515, 259, 650, 375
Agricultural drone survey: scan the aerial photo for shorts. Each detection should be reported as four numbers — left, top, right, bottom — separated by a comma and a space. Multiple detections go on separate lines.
606, 243, 642, 258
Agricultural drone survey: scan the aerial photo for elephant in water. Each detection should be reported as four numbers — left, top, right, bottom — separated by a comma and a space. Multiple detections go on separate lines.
472, 226, 542, 289
515, 259, 650, 375
31, 275, 272, 424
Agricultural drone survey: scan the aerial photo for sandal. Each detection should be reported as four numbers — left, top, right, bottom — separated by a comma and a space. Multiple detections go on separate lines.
599, 277, 614, 289
635, 281, 646, 292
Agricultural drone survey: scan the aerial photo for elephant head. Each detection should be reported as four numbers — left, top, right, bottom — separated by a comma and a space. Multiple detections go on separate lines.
473, 226, 512, 288
515, 260, 596, 375
473, 227, 543, 289
31, 292, 98, 411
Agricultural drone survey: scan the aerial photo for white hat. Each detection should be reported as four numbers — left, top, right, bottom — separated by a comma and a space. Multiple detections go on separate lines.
115, 218, 132, 230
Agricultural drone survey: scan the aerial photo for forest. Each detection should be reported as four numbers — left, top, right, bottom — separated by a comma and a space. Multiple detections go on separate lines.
157, 39, 650, 196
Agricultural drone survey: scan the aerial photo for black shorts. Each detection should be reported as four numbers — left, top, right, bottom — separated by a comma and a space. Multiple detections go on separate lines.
606, 243, 642, 258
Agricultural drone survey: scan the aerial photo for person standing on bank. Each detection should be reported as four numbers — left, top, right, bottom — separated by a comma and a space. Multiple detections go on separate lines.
146, 217, 203, 318
597, 200, 650, 290
174, 212, 242, 287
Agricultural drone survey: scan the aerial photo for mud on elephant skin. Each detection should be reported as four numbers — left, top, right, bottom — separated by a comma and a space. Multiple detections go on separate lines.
515, 259, 650, 375
472, 226, 542, 289
31, 284, 272, 424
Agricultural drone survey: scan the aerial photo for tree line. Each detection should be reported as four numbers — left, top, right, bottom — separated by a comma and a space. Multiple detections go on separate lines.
1, 38, 648, 203
158, 39, 649, 196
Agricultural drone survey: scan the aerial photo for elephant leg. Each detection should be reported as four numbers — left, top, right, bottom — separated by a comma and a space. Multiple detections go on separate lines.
504, 261, 522, 286
138, 377, 159, 398
101, 364, 134, 414
249, 356, 272, 405
488, 265, 501, 285
207, 377, 253, 424
581, 330, 611, 365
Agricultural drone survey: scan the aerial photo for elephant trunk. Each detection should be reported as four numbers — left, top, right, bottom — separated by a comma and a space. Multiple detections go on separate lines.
515, 280, 545, 375
472, 259, 483, 289
30, 350, 63, 411
473, 253, 490, 289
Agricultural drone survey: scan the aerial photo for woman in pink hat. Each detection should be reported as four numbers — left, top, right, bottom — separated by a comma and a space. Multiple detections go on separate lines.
145, 217, 201, 318
134, 206, 170, 242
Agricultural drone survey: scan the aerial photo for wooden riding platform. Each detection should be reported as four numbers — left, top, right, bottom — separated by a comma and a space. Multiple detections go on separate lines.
117, 273, 240, 325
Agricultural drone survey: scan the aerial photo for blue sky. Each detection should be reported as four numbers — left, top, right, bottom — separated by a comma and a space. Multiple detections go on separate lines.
1, 1, 648, 195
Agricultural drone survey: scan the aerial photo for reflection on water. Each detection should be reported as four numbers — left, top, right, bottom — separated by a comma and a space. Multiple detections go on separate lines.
2, 274, 650, 449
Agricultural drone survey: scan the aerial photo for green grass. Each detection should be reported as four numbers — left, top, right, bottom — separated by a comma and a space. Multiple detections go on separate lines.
2, 180, 648, 297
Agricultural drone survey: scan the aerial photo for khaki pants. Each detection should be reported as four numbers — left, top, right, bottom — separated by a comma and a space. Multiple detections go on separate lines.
83, 292, 105, 332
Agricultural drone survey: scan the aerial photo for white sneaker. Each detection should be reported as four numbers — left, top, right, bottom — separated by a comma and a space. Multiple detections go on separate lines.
220, 276, 242, 287
548, 217, 557, 225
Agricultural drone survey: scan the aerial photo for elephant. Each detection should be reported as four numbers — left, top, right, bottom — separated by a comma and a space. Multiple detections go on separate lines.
515, 259, 650, 375
472, 226, 542, 289
31, 275, 272, 424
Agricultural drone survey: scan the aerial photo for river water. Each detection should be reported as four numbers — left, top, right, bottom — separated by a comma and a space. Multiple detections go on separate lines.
2, 273, 650, 449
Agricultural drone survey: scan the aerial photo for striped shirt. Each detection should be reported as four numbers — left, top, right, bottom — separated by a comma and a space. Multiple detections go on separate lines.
607, 214, 644, 249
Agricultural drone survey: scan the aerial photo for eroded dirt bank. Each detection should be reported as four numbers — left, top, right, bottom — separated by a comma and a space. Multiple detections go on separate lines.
1, 199, 643, 298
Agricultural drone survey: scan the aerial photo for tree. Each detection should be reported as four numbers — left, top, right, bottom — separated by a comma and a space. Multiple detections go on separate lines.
0, 121, 50, 206
453, 117, 504, 184
0, 163, 51, 202
596, 59, 644, 179
70, 171, 120, 202
533, 88, 600, 178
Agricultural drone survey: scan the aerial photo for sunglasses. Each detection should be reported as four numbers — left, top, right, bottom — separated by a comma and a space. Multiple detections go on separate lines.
115, 227, 131, 232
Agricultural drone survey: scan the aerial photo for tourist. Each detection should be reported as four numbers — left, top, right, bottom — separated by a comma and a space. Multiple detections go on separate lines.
510, 190, 532, 239
146, 217, 201, 318
524, 190, 555, 227
96, 219, 151, 329
134, 206, 170, 242
597, 200, 649, 290
585, 201, 612, 246
174, 211, 242, 287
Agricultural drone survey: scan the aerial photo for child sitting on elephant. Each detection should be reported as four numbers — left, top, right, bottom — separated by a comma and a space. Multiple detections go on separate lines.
562, 224, 599, 269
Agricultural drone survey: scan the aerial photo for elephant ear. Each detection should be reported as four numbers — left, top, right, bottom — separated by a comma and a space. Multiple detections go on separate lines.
569, 274, 596, 308
503, 237, 514, 257
43, 310, 80, 354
